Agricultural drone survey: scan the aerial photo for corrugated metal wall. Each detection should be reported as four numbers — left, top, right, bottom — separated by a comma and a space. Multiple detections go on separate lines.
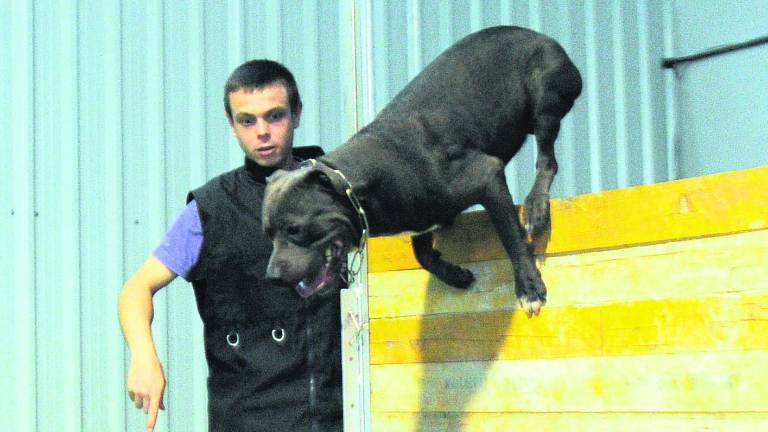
1, 1, 356, 431
1, 1, 676, 431
670, 0, 768, 178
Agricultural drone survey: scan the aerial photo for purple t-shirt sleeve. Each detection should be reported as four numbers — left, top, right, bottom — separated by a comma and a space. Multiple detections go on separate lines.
153, 200, 203, 280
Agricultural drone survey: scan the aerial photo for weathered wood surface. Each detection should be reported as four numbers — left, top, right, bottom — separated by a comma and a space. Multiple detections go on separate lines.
365, 166, 768, 431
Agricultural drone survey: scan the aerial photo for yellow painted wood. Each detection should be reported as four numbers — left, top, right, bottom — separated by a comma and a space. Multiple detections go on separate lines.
372, 412, 768, 432
369, 292, 768, 364
369, 230, 768, 318
368, 165, 768, 273
370, 350, 768, 413
369, 260, 518, 319
365, 167, 768, 430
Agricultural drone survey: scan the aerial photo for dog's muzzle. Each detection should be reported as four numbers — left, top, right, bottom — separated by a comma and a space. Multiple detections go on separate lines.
296, 240, 347, 298
267, 240, 348, 298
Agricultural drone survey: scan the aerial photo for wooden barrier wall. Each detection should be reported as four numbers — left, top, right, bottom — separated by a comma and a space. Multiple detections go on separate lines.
365, 166, 768, 431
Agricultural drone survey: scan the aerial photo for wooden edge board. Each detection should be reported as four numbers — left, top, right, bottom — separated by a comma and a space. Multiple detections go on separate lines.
371, 412, 768, 432
368, 292, 768, 364
369, 350, 768, 412
367, 229, 768, 317
368, 165, 768, 273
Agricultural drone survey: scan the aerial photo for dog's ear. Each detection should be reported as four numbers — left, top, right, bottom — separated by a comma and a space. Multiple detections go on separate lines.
307, 167, 351, 197
306, 168, 334, 189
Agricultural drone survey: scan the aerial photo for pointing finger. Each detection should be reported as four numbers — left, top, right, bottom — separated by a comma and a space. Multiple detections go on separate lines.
147, 396, 160, 431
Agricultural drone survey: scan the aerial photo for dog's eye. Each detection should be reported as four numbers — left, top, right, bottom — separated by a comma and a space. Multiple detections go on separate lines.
287, 225, 301, 236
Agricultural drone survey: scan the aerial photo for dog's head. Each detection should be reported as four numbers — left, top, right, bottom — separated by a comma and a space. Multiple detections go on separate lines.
263, 164, 360, 298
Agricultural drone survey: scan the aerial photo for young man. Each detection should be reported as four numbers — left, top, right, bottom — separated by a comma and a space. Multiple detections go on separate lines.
118, 60, 343, 432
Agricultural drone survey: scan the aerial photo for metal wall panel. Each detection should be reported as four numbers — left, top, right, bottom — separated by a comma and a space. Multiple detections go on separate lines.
670, 0, 768, 178
2, 4, 37, 432
34, 1, 82, 430
357, 0, 674, 200
79, 2, 127, 430
0, 1, 355, 431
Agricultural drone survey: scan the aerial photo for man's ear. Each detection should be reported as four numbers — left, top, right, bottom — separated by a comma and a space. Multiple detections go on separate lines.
292, 102, 302, 129
226, 113, 236, 134
225, 93, 235, 127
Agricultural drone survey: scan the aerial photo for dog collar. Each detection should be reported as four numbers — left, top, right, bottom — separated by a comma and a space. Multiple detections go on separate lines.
299, 158, 370, 282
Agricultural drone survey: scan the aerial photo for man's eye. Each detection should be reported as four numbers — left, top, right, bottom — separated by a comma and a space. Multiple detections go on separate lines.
267, 111, 286, 122
239, 118, 255, 127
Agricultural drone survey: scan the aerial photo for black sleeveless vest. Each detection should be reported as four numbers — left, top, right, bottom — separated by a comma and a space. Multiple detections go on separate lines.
186, 147, 343, 432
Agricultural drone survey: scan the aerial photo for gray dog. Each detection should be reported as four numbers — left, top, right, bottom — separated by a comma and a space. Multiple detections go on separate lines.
263, 26, 581, 316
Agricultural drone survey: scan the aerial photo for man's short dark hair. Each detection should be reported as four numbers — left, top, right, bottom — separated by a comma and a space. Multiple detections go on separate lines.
224, 60, 302, 120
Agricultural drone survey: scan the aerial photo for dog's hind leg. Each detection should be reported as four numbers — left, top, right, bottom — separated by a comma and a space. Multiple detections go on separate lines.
478, 156, 546, 316
412, 231, 475, 289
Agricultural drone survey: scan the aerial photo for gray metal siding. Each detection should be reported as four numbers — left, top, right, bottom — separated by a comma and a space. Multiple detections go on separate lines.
1, 1, 355, 431
2, 2, 35, 430
670, 0, 768, 178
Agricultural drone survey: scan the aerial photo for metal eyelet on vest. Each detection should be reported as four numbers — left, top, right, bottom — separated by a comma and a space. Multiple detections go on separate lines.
271, 327, 286, 344
226, 330, 240, 347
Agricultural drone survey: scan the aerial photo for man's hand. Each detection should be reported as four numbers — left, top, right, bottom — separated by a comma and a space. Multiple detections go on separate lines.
127, 354, 167, 431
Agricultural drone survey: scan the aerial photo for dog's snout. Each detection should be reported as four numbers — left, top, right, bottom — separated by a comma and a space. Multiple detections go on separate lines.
266, 271, 290, 287
266, 275, 290, 287
265, 263, 283, 284
266, 258, 292, 287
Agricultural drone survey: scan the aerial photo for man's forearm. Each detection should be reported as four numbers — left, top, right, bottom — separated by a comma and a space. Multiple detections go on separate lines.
118, 256, 175, 359
118, 282, 158, 359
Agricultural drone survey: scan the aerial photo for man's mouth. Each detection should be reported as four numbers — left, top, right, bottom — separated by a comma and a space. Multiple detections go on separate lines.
296, 240, 347, 298
256, 146, 277, 158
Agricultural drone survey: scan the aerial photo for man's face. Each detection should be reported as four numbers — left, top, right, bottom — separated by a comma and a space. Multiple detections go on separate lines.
228, 84, 301, 168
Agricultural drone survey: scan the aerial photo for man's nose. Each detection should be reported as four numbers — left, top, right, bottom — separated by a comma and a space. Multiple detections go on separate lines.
256, 118, 269, 138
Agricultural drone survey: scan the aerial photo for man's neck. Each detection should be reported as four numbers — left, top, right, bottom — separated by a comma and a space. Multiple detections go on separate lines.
244, 157, 285, 182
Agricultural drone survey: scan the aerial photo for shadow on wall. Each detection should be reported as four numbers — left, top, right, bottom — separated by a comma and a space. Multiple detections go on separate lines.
414, 272, 521, 431
409, 213, 546, 431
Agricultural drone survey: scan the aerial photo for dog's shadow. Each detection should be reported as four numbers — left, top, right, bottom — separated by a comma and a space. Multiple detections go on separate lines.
413, 213, 549, 431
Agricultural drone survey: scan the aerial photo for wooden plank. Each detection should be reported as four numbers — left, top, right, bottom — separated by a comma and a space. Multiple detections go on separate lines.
372, 412, 768, 432
370, 350, 768, 413
369, 259, 518, 319
368, 165, 768, 273
369, 292, 768, 364
369, 230, 768, 318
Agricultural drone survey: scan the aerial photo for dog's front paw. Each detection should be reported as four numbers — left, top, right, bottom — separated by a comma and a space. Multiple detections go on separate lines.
515, 269, 547, 317
524, 193, 551, 237
439, 264, 476, 289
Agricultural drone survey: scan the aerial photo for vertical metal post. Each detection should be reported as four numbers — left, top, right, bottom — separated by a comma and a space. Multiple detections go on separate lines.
340, 1, 372, 431
340, 256, 371, 432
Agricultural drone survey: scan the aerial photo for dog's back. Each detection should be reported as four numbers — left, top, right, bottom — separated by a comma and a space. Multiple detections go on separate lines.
325, 26, 582, 233
376, 26, 581, 162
